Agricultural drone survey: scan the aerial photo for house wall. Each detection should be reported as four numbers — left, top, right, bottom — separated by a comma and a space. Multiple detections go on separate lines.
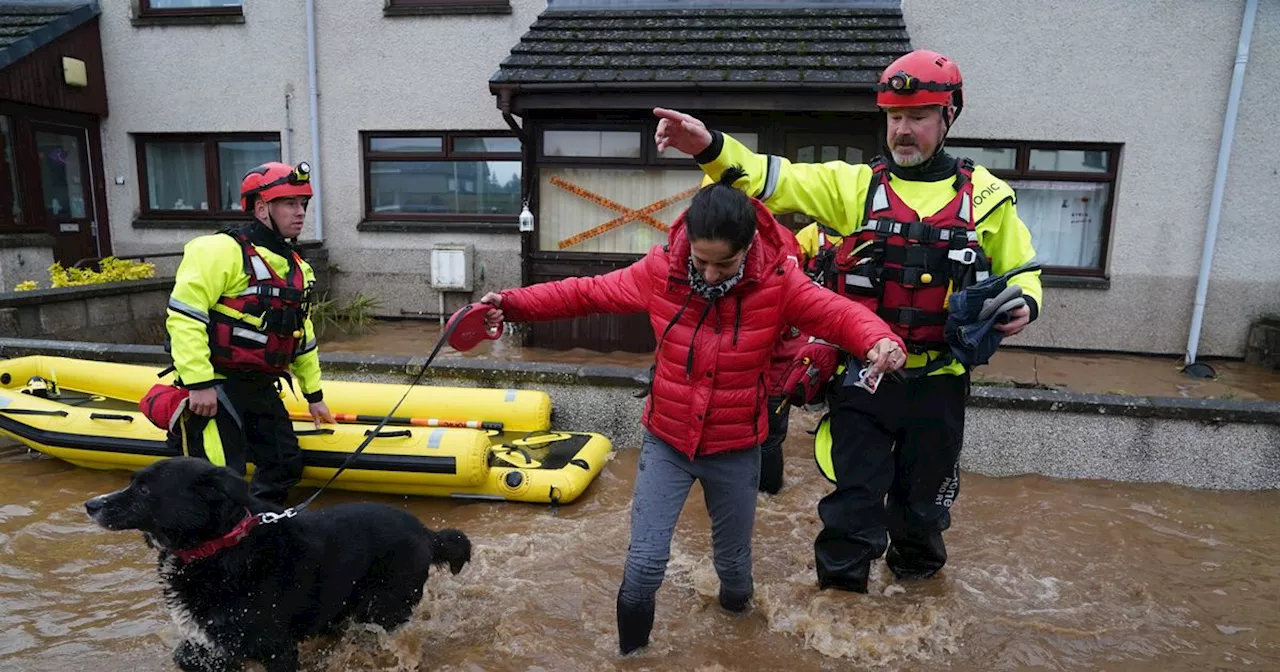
98, 0, 540, 316
96, 0, 1279, 357
904, 0, 1279, 357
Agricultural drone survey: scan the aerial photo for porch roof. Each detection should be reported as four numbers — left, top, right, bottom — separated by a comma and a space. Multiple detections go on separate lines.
0, 3, 99, 71
490, 0, 911, 111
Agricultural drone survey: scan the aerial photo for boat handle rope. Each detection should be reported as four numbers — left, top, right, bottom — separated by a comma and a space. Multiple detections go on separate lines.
89, 413, 134, 422
0, 408, 69, 417
362, 429, 413, 439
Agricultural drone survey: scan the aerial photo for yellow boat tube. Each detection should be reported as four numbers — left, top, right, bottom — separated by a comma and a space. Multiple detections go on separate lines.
0, 355, 552, 432
0, 356, 610, 504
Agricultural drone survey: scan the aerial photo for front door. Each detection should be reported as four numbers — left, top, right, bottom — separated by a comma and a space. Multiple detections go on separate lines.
782, 132, 879, 230
33, 124, 100, 266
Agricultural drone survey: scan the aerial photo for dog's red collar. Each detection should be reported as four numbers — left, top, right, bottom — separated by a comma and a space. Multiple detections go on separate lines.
172, 508, 260, 563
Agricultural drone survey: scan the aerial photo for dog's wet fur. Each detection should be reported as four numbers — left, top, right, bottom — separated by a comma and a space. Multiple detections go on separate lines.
84, 456, 471, 672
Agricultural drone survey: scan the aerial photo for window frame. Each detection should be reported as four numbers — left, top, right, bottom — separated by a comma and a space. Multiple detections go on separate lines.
137, 0, 244, 19
537, 123, 649, 167
947, 138, 1120, 278
361, 130, 524, 225
134, 132, 281, 219
0, 114, 22, 230
538, 121, 764, 168
651, 123, 763, 167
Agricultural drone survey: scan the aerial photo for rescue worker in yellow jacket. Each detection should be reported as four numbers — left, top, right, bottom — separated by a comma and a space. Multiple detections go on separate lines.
164, 161, 334, 505
656, 49, 1043, 593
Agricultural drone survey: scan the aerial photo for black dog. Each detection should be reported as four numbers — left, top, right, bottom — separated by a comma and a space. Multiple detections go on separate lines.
84, 456, 471, 672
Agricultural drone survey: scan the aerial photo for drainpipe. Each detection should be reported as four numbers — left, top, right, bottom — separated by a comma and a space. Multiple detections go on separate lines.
497, 86, 534, 308
1184, 0, 1257, 377
305, 0, 324, 242
283, 90, 293, 164
497, 86, 526, 141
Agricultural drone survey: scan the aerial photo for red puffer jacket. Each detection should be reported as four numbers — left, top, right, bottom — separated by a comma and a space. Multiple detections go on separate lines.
768, 326, 807, 396
763, 223, 806, 394
499, 199, 903, 458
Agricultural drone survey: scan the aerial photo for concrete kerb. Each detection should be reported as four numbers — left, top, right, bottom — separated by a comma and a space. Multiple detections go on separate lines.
1, 337, 1276, 491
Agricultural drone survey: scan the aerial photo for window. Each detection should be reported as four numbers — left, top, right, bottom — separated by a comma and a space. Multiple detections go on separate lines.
385, 0, 512, 16
139, 0, 243, 17
36, 131, 89, 220
948, 145, 1016, 171
135, 133, 280, 217
948, 140, 1120, 276
362, 132, 522, 224
659, 132, 759, 162
536, 126, 760, 254
783, 132, 876, 228
0, 117, 20, 227
545, 130, 642, 159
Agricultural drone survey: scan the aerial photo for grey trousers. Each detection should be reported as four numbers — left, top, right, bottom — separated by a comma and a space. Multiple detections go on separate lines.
618, 430, 761, 605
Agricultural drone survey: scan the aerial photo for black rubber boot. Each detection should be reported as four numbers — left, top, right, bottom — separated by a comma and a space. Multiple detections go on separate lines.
818, 576, 869, 594
718, 586, 752, 613
815, 534, 873, 594
758, 444, 783, 495
816, 556, 870, 594
886, 538, 947, 581
616, 592, 655, 655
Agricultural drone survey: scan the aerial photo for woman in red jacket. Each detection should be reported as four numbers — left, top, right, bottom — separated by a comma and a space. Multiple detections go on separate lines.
479, 167, 905, 655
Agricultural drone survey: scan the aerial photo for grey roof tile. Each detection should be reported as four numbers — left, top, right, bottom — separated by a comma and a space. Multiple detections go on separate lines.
493, 5, 909, 89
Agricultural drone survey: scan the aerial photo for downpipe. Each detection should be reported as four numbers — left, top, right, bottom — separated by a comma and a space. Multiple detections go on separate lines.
305, 0, 324, 242
1183, 0, 1257, 378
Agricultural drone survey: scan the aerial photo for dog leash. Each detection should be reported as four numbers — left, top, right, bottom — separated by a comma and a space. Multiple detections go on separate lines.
258, 303, 480, 524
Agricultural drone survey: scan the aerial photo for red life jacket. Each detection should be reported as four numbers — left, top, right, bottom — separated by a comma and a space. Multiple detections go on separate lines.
207, 229, 310, 375
803, 224, 843, 285
823, 157, 990, 352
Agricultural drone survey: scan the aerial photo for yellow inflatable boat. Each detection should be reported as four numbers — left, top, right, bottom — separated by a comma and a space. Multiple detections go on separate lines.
0, 356, 612, 505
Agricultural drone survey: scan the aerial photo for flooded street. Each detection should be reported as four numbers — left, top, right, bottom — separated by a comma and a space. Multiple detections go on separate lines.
2, 416, 1278, 672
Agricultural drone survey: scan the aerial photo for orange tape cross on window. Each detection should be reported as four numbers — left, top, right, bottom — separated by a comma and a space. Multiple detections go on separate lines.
551, 176, 698, 250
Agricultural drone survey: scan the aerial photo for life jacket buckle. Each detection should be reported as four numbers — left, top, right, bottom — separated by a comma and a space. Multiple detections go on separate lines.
874, 218, 899, 236
903, 221, 937, 243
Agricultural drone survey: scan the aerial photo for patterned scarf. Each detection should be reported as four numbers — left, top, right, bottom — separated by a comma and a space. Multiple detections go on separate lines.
687, 254, 746, 301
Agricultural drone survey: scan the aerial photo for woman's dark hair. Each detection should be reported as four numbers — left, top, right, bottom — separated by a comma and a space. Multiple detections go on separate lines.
684, 165, 756, 253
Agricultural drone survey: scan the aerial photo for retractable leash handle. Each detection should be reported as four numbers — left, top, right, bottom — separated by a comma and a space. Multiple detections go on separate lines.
445, 301, 504, 351
272, 302, 499, 521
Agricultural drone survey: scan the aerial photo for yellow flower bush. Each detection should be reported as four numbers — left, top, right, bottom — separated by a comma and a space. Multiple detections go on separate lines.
46, 258, 157, 289
10, 258, 156, 292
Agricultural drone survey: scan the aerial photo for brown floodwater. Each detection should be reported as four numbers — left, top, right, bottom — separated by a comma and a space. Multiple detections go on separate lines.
2, 413, 1278, 672
323, 320, 655, 369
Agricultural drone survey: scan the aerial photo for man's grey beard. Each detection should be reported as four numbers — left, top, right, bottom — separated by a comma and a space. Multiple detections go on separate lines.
891, 147, 926, 167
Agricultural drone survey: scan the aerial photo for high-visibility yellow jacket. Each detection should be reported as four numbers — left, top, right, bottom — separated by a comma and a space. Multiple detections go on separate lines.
697, 132, 1042, 376
165, 226, 323, 397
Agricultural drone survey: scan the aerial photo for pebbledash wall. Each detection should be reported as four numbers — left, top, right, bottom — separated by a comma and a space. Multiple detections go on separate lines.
97, 0, 541, 316
903, 0, 1280, 359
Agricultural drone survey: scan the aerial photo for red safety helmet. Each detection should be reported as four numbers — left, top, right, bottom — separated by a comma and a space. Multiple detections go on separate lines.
240, 161, 313, 211
875, 50, 964, 123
